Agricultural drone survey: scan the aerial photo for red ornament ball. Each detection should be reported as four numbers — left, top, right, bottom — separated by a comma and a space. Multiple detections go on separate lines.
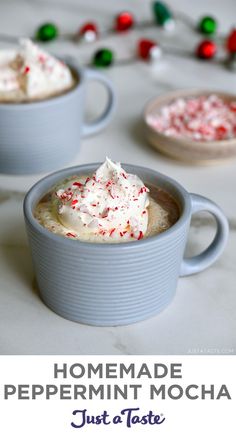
138, 39, 156, 60
79, 22, 98, 36
196, 40, 217, 59
226, 29, 236, 53
115, 11, 134, 32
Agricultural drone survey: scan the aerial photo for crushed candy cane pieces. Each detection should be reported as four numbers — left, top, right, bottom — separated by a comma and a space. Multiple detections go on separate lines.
147, 95, 236, 142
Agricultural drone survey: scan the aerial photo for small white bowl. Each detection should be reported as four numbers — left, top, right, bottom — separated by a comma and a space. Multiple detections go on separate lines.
143, 89, 236, 164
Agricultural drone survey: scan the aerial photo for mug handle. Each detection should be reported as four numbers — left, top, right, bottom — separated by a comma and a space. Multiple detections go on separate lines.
180, 194, 229, 277
82, 68, 116, 137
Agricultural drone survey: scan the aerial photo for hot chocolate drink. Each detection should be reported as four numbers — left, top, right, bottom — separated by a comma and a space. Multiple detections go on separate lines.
24, 159, 228, 326
34, 158, 180, 243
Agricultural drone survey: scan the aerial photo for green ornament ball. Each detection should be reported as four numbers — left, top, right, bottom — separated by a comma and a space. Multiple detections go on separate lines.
199, 16, 217, 35
36, 23, 59, 42
93, 48, 114, 67
152, 1, 172, 26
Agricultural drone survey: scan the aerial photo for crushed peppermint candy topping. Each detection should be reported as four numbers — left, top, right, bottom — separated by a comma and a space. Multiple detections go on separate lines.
66, 232, 77, 238
23, 66, 30, 74
147, 95, 236, 142
52, 158, 150, 241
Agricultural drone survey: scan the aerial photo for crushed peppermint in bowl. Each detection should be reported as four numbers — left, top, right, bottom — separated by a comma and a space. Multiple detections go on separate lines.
144, 90, 236, 163
147, 94, 236, 142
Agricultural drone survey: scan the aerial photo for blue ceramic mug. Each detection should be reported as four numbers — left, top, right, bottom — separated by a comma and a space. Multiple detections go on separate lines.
24, 163, 229, 326
0, 65, 115, 175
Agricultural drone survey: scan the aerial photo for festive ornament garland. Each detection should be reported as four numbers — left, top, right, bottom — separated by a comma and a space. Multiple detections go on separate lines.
32, 1, 229, 49
34, 1, 236, 69
0, 1, 235, 70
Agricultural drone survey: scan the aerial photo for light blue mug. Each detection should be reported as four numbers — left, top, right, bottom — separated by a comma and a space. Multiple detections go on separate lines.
0, 65, 115, 175
24, 163, 229, 326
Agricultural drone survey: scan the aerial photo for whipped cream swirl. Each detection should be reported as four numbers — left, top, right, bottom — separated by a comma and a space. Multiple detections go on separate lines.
52, 158, 150, 241
0, 39, 74, 100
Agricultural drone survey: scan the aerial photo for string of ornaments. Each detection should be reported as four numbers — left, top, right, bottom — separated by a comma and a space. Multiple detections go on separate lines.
2, 1, 236, 70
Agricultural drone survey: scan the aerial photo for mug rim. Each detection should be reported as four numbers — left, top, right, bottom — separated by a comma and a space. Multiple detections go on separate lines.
23, 162, 192, 249
0, 62, 83, 110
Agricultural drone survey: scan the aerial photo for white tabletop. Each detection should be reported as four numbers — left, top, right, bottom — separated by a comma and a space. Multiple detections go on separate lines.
0, 0, 235, 354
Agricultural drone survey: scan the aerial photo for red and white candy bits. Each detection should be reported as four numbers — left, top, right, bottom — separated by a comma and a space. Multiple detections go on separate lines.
147, 95, 236, 142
